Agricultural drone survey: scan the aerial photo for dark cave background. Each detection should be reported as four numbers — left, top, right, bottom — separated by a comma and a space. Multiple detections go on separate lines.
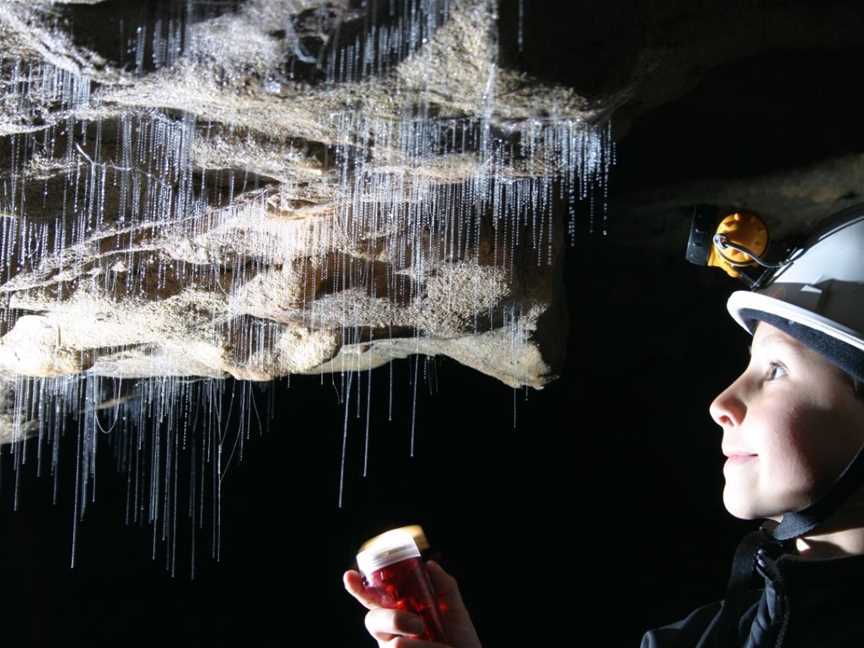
2, 0, 863, 645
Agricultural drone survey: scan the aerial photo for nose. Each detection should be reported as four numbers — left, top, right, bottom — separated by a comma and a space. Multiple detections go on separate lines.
709, 378, 747, 429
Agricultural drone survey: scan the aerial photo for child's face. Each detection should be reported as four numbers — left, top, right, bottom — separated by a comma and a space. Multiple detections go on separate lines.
709, 321, 864, 521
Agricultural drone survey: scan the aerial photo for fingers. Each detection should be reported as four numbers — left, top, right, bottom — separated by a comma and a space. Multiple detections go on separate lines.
344, 570, 428, 644
364, 607, 428, 643
344, 562, 464, 618
343, 570, 373, 610
425, 560, 465, 606
343, 569, 397, 609
380, 639, 452, 648
426, 561, 456, 590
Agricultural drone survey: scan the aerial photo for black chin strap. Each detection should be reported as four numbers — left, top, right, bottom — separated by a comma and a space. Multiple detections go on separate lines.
719, 441, 864, 645
773, 440, 864, 540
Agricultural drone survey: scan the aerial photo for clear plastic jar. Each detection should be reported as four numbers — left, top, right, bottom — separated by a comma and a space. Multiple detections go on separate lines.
356, 528, 448, 643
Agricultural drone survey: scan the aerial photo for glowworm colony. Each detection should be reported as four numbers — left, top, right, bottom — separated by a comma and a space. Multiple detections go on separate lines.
0, 0, 613, 574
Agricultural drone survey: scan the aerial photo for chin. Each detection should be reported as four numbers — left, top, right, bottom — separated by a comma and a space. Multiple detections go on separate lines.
724, 507, 761, 520
722, 491, 764, 520
724, 495, 788, 521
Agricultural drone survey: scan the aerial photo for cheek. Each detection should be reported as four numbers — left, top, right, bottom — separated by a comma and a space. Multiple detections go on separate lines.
764, 402, 845, 490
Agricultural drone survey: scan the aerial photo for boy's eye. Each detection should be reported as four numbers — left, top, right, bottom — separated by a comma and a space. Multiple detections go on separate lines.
765, 362, 787, 381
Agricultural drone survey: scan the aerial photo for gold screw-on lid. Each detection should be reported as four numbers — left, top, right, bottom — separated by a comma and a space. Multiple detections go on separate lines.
360, 524, 428, 553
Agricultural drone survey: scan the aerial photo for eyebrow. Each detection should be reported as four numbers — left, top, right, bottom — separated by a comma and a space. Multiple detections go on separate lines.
747, 334, 799, 356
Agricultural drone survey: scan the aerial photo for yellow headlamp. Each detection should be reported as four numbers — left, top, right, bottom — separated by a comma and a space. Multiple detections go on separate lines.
686, 206, 785, 286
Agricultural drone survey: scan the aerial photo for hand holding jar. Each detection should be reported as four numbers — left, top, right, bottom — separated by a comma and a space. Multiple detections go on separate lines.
343, 529, 482, 648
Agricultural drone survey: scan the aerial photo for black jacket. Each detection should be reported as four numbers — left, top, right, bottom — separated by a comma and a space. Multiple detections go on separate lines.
640, 551, 864, 647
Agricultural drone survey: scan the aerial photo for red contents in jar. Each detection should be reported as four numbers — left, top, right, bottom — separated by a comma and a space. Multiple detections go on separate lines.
362, 556, 448, 643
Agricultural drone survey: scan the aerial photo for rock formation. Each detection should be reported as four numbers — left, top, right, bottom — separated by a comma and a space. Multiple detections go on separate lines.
0, 0, 616, 450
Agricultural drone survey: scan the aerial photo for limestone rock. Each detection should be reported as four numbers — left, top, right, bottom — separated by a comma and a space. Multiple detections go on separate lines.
0, 0, 610, 434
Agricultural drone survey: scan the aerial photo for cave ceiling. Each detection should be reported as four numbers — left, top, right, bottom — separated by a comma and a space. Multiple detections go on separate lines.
0, 0, 861, 444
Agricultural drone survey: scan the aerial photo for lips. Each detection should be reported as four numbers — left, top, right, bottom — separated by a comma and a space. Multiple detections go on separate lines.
725, 454, 757, 463
722, 446, 757, 458
722, 446, 758, 469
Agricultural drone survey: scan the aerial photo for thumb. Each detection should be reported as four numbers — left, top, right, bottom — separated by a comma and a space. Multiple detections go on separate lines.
426, 560, 465, 606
